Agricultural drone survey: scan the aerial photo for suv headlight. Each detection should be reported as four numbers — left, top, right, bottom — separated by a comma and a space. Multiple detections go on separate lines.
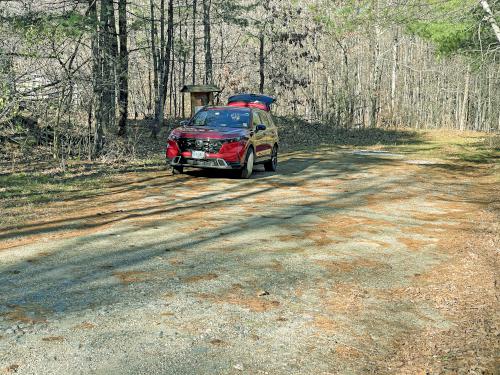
224, 137, 245, 143
168, 134, 179, 141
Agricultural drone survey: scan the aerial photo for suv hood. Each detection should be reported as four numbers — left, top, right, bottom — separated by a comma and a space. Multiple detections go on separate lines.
170, 126, 249, 140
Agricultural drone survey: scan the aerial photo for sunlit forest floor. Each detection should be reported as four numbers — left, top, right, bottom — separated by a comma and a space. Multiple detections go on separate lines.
0, 125, 498, 374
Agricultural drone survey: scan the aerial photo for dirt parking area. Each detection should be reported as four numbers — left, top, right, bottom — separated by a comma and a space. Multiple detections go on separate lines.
0, 147, 498, 374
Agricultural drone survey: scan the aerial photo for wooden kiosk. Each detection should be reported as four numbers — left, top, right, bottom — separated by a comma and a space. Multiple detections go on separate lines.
180, 85, 221, 117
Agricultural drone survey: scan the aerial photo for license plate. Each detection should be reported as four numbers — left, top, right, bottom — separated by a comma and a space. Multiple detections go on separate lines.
191, 150, 206, 159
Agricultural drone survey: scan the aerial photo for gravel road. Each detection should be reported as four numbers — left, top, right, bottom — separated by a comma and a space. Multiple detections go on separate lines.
0, 150, 498, 374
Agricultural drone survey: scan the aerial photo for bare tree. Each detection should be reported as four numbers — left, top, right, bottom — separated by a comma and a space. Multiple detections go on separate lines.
192, 0, 197, 84
202, 0, 213, 84
117, 0, 128, 136
478, 0, 500, 44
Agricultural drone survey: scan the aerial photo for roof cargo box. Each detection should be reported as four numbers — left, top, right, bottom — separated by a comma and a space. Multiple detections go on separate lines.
227, 94, 276, 111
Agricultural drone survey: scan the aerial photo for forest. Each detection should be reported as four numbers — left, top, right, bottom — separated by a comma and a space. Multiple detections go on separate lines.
0, 0, 499, 160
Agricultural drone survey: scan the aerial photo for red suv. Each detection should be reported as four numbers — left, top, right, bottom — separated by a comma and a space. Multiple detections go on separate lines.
166, 94, 279, 178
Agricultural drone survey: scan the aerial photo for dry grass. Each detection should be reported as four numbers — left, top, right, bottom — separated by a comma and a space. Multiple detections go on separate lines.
41, 336, 65, 342
1, 304, 50, 324
73, 322, 96, 330
183, 273, 219, 283
196, 284, 281, 312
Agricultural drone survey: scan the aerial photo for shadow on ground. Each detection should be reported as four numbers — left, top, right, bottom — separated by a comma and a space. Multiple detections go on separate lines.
0, 152, 401, 304
0, 143, 498, 373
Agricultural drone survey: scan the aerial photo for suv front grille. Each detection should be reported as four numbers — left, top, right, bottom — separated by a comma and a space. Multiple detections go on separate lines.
178, 138, 224, 154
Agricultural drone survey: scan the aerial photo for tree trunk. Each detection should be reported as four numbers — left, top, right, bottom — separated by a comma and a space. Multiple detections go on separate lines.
117, 0, 128, 136
154, 0, 166, 137
259, 31, 265, 94
149, 0, 159, 136
108, 0, 119, 128
149, 0, 158, 106
369, 26, 381, 128
109, 0, 119, 99
460, 65, 470, 131
479, 0, 500, 43
99, 0, 116, 135
202, 0, 213, 84
192, 0, 197, 85
391, 30, 398, 124
161, 0, 174, 111
89, 0, 103, 156
182, 0, 188, 117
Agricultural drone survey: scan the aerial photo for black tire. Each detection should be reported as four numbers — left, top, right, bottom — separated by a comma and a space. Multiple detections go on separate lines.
239, 147, 255, 179
172, 166, 183, 175
264, 145, 278, 172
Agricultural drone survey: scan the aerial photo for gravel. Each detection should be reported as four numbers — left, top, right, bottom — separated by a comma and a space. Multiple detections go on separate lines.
0, 149, 497, 374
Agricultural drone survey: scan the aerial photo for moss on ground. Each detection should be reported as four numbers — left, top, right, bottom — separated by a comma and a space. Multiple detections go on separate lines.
0, 158, 165, 226
382, 130, 499, 164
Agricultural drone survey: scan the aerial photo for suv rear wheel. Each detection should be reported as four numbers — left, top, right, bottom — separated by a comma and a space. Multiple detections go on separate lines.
264, 145, 278, 172
172, 166, 183, 175
240, 147, 255, 179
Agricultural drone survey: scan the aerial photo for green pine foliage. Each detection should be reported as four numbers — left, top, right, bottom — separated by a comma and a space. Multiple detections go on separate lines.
5, 10, 87, 46
405, 0, 499, 56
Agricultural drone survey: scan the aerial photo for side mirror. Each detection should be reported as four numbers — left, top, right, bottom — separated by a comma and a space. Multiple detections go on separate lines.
180, 120, 189, 127
256, 124, 266, 132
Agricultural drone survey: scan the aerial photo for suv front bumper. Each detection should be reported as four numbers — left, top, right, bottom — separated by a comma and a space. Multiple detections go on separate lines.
170, 156, 242, 169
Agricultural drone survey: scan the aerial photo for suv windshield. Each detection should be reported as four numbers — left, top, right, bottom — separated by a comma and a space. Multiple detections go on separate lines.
189, 108, 251, 128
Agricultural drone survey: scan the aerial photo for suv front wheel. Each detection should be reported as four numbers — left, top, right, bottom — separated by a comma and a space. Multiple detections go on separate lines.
172, 166, 183, 175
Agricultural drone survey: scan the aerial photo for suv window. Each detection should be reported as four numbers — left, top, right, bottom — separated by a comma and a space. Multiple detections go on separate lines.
260, 111, 274, 128
190, 108, 251, 128
252, 111, 262, 128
